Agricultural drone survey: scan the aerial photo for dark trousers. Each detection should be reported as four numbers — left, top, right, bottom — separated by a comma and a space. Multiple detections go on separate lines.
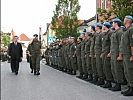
11, 59, 19, 72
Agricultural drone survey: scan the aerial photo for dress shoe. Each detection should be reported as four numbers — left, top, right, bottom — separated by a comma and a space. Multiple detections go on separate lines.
109, 83, 121, 91
101, 81, 112, 88
123, 87, 133, 96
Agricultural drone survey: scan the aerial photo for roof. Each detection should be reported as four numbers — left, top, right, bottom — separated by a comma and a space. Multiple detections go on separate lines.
84, 16, 96, 23
19, 33, 30, 41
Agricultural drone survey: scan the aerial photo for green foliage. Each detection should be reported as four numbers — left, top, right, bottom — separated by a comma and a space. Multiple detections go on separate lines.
1, 32, 11, 47
111, 0, 133, 20
51, 0, 81, 40
97, 0, 133, 22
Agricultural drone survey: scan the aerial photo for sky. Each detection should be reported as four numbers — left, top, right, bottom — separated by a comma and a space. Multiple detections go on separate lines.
1, 0, 96, 38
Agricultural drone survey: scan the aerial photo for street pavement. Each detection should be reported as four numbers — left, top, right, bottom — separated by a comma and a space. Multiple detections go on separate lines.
1, 59, 133, 100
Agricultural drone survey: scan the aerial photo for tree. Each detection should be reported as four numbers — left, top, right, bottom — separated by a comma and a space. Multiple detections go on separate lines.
51, 0, 81, 40
97, 0, 133, 22
1, 32, 11, 47
111, 0, 133, 21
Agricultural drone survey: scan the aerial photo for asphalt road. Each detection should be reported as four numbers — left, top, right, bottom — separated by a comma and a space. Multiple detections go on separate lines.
1, 60, 133, 100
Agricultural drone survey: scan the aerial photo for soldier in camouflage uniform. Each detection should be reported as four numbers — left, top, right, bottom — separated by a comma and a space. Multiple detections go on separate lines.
109, 18, 125, 91
120, 16, 133, 96
57, 41, 63, 71
100, 22, 113, 88
90, 25, 98, 83
28, 34, 41, 75
64, 39, 69, 72
76, 38, 83, 78
94, 23, 105, 86
81, 32, 88, 79
62, 40, 67, 72
70, 38, 77, 75
84, 32, 92, 81
45, 46, 50, 65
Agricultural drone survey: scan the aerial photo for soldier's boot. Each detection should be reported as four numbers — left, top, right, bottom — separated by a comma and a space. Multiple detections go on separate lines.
69, 70, 73, 75
96, 78, 105, 86
123, 87, 133, 96
60, 67, 64, 71
34, 69, 37, 75
76, 73, 83, 79
121, 86, 130, 94
82, 74, 88, 80
36, 70, 40, 75
90, 76, 98, 84
72, 70, 76, 75
109, 83, 121, 91
101, 81, 112, 88
85, 74, 93, 81
63, 68, 67, 72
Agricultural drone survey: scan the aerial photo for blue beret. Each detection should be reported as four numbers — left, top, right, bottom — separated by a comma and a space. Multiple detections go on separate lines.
91, 24, 95, 28
120, 26, 125, 28
113, 18, 122, 23
103, 22, 111, 27
125, 16, 133, 20
85, 31, 91, 35
110, 27, 115, 30
82, 32, 86, 35
96, 23, 103, 27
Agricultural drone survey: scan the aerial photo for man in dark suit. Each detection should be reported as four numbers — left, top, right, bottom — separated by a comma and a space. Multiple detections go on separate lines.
8, 36, 23, 75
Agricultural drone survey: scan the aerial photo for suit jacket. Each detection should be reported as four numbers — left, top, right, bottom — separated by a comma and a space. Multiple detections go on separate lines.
8, 42, 23, 60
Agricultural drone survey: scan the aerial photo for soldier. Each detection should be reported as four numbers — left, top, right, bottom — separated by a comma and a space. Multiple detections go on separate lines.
64, 39, 69, 72
66, 39, 73, 74
29, 34, 41, 75
76, 37, 83, 78
49, 44, 53, 66
62, 40, 67, 72
119, 16, 133, 96
94, 23, 105, 86
45, 46, 50, 65
81, 32, 88, 79
90, 25, 98, 83
100, 22, 113, 88
84, 32, 92, 81
109, 18, 125, 91
70, 38, 77, 75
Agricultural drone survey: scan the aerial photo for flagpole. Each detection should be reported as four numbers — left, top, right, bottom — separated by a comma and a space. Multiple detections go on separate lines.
39, 27, 41, 45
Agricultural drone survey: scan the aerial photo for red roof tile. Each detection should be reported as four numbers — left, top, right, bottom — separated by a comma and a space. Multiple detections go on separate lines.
19, 33, 30, 41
